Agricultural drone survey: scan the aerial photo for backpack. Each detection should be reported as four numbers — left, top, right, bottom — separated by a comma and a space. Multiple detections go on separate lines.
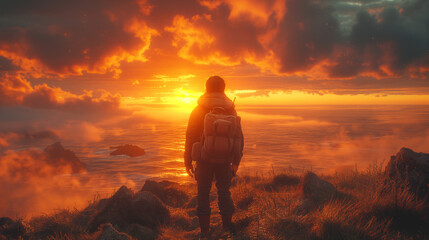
192, 106, 242, 164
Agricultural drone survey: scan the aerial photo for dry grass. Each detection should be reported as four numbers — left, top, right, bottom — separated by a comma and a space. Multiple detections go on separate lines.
11, 162, 428, 240
158, 162, 428, 240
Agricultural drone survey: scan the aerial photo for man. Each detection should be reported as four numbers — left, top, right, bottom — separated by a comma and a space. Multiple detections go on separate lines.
184, 76, 244, 236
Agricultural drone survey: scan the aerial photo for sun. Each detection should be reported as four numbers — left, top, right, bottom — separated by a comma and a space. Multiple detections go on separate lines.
168, 88, 201, 110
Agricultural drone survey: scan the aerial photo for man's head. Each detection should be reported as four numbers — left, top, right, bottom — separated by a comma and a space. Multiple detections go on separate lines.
205, 76, 225, 93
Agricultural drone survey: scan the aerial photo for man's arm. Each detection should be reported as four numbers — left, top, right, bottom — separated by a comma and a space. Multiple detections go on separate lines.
184, 106, 205, 169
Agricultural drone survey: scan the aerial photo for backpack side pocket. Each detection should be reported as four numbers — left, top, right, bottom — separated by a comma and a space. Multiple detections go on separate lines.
191, 141, 202, 162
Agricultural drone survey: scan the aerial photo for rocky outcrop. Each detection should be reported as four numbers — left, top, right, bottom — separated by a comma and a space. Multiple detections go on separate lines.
123, 223, 155, 240
110, 144, 145, 157
293, 171, 337, 215
88, 186, 170, 233
384, 148, 429, 201
0, 217, 26, 239
96, 224, 131, 240
186, 194, 217, 209
141, 180, 189, 208
302, 172, 336, 204
260, 174, 300, 192
44, 142, 85, 173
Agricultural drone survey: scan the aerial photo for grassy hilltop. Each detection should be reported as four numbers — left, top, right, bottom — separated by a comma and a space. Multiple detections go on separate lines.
1, 149, 428, 240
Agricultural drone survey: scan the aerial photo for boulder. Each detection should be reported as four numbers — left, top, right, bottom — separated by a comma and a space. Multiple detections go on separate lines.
260, 174, 300, 192
236, 195, 254, 210
384, 148, 429, 200
0, 217, 26, 239
110, 144, 145, 157
44, 142, 85, 173
292, 172, 337, 215
292, 199, 316, 215
141, 180, 189, 207
96, 224, 131, 240
123, 224, 155, 240
186, 194, 217, 209
302, 171, 336, 204
88, 186, 170, 233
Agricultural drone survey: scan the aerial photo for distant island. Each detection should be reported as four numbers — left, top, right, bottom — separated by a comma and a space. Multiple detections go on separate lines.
110, 144, 146, 157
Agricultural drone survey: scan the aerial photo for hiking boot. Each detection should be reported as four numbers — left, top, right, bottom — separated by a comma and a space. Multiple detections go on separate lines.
198, 214, 210, 236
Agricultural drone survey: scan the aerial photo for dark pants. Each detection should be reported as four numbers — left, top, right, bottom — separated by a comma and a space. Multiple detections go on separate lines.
196, 161, 235, 216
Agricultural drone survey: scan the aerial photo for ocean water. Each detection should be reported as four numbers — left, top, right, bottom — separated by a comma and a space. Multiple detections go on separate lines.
48, 105, 429, 195
2, 104, 429, 216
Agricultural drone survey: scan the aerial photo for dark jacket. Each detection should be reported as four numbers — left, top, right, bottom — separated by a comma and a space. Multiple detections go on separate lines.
184, 92, 244, 168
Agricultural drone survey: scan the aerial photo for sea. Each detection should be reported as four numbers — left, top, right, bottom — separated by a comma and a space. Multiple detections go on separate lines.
61, 105, 429, 194
7, 105, 429, 196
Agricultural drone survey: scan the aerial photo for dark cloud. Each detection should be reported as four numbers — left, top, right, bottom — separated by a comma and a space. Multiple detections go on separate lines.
162, 0, 429, 81
196, 3, 266, 61
163, 2, 266, 65
272, 0, 340, 73
0, 56, 19, 72
0, 0, 153, 74
327, 1, 429, 78
145, 0, 208, 29
0, 0, 428, 93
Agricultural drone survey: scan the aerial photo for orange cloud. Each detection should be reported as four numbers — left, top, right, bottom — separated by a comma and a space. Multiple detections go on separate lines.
1, 0, 429, 98
163, 0, 429, 83
0, 0, 156, 77
0, 72, 123, 114
0, 73, 32, 104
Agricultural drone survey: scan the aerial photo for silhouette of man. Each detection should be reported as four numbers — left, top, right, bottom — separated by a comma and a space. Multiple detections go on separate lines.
184, 76, 244, 236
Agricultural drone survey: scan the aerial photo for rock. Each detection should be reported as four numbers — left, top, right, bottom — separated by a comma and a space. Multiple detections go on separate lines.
0, 218, 13, 228
0, 217, 26, 239
88, 186, 170, 233
292, 199, 316, 215
141, 180, 189, 207
260, 174, 300, 192
171, 215, 198, 231
123, 223, 155, 240
44, 142, 85, 173
96, 223, 131, 240
292, 172, 337, 215
237, 195, 254, 210
187, 209, 198, 217
110, 144, 145, 157
302, 171, 336, 204
272, 174, 300, 187
186, 196, 198, 209
186, 195, 216, 209
384, 148, 429, 200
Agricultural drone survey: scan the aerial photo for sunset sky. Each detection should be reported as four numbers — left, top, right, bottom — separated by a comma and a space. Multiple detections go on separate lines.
1, 0, 429, 111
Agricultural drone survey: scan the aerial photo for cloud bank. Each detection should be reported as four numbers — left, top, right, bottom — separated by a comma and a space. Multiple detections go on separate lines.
0, 0, 427, 79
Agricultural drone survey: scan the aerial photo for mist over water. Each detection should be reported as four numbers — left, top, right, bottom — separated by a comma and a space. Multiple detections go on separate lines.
2, 105, 429, 216
69, 105, 429, 190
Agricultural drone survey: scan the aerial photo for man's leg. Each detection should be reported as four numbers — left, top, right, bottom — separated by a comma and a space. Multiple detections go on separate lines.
214, 163, 235, 231
196, 161, 214, 234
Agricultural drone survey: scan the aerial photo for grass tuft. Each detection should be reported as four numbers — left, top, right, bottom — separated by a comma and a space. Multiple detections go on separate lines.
9, 162, 427, 240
